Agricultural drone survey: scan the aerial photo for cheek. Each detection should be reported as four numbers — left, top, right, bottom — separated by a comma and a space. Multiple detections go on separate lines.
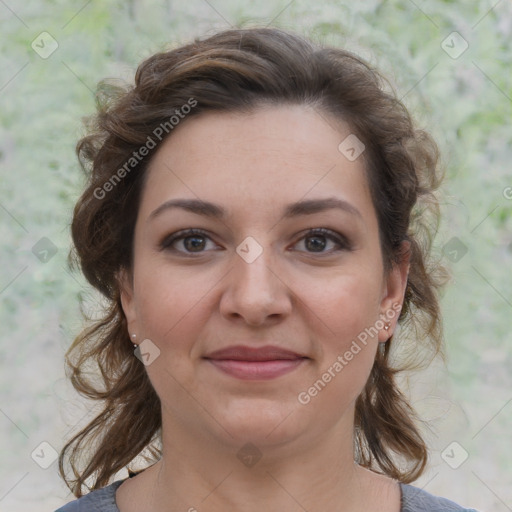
132, 265, 215, 401
133, 263, 212, 347
305, 272, 382, 347
299, 276, 379, 412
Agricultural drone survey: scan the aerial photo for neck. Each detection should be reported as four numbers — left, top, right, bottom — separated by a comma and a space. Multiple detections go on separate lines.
145, 409, 374, 512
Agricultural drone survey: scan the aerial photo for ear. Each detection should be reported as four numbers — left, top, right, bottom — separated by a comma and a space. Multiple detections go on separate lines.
378, 240, 410, 342
117, 267, 138, 341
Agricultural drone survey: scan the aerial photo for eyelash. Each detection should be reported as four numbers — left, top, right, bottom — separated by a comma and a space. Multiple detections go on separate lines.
159, 228, 352, 256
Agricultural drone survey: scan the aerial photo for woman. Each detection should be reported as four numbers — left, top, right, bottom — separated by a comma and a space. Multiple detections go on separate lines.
56, 27, 478, 512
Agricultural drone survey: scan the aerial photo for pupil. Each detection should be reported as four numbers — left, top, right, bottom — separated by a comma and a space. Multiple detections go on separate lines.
306, 236, 326, 252
185, 236, 205, 251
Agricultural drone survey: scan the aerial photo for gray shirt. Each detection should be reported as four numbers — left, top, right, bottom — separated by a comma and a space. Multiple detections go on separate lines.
55, 480, 479, 511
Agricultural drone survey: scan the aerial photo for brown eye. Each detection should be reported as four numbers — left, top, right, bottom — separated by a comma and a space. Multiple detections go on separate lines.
182, 235, 207, 252
293, 228, 351, 254
304, 235, 328, 252
160, 229, 219, 254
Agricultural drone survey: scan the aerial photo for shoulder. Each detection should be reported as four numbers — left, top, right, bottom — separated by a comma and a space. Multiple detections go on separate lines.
54, 480, 125, 512
400, 483, 480, 512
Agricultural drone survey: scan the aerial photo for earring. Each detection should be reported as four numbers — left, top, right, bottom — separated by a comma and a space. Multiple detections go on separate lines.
131, 333, 137, 347
384, 322, 390, 331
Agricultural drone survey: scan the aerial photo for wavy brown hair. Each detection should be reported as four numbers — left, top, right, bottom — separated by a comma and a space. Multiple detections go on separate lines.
60, 26, 447, 497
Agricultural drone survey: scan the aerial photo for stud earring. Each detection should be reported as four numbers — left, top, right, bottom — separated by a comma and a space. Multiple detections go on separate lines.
384, 322, 390, 331
131, 333, 137, 347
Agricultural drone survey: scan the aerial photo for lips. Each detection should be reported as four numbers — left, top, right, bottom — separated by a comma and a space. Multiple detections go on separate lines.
204, 345, 306, 361
203, 345, 308, 380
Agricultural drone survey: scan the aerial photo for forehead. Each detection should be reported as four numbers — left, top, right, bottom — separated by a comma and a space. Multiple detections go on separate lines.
138, 105, 374, 227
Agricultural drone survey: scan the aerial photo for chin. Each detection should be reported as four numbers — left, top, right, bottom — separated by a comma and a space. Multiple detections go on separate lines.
216, 397, 303, 446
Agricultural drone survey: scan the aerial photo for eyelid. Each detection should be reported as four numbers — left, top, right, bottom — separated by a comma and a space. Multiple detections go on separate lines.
290, 227, 352, 253
160, 227, 352, 256
159, 228, 220, 254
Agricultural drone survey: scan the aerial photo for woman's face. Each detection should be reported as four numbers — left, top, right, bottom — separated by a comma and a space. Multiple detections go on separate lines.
120, 104, 408, 453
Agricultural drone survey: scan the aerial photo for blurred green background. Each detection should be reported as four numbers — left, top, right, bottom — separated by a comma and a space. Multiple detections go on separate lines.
1, 1, 511, 510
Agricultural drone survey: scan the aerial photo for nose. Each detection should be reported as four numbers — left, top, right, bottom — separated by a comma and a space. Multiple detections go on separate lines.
219, 244, 293, 327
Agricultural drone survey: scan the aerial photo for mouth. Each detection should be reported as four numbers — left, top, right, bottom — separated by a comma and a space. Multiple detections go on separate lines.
203, 345, 309, 380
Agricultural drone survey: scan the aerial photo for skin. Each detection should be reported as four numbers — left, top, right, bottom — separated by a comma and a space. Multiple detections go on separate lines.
117, 104, 410, 512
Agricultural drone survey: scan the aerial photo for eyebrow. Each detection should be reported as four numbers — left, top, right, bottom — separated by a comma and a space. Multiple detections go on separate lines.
147, 197, 363, 222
